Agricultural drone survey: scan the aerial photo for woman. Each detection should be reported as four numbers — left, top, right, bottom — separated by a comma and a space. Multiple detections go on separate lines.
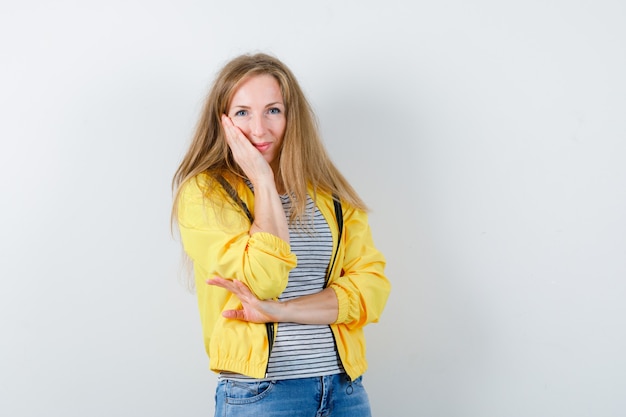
172, 53, 390, 416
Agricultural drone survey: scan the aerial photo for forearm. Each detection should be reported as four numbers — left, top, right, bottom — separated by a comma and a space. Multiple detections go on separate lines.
249, 179, 289, 243
277, 288, 339, 325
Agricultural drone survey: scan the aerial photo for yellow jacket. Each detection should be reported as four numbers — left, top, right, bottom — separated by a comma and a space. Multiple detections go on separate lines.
177, 172, 390, 380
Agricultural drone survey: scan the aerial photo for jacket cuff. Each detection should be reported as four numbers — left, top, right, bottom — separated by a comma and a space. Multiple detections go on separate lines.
330, 284, 350, 324
249, 232, 292, 255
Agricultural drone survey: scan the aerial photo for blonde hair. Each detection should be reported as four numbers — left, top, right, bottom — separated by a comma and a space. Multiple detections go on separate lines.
172, 53, 366, 226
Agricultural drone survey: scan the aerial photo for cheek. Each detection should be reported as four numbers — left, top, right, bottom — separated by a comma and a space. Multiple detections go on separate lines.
270, 119, 287, 138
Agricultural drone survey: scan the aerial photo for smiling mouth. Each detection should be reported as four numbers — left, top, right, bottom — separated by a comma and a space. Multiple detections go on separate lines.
254, 143, 271, 152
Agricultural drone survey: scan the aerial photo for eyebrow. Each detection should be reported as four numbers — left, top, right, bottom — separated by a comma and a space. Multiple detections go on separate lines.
231, 102, 284, 109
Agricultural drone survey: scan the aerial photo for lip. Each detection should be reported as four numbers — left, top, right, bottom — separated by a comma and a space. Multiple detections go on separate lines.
253, 142, 271, 152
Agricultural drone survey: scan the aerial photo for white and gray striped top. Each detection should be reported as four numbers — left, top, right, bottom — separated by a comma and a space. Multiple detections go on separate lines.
220, 191, 344, 381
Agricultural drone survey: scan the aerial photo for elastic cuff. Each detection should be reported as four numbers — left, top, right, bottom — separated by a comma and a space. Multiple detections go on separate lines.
249, 232, 292, 254
330, 285, 350, 324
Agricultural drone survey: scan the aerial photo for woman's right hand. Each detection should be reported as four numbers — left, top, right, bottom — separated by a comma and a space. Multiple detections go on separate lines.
207, 277, 282, 323
221, 114, 289, 242
221, 114, 274, 186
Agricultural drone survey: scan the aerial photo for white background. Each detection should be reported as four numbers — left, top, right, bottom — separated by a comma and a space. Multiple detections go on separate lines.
1, 1, 625, 416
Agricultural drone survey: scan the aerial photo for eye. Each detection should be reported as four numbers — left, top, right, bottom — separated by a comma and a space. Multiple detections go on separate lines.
233, 109, 247, 117
268, 107, 281, 115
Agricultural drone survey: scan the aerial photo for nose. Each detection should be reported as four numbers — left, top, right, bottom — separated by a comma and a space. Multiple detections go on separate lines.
250, 115, 267, 138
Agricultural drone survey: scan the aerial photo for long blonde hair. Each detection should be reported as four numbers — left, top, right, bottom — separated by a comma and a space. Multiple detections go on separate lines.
172, 53, 366, 225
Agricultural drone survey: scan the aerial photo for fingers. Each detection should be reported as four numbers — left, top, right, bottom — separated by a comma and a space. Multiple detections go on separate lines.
222, 309, 245, 320
207, 276, 242, 294
221, 115, 271, 181
221, 115, 250, 151
206, 277, 254, 299
207, 278, 250, 321
221, 115, 238, 144
206, 276, 231, 289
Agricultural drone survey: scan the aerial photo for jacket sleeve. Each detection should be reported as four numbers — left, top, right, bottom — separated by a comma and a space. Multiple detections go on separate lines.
329, 206, 391, 329
177, 176, 297, 300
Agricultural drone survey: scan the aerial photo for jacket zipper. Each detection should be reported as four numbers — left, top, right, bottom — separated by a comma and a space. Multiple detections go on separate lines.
266, 195, 343, 378
265, 321, 276, 377
324, 195, 343, 289
325, 196, 348, 380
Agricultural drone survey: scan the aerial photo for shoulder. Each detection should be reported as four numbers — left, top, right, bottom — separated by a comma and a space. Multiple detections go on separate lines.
180, 172, 211, 194
178, 172, 228, 211
179, 171, 247, 201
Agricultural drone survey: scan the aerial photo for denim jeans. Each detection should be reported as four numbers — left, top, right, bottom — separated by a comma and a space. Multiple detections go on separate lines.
214, 373, 371, 417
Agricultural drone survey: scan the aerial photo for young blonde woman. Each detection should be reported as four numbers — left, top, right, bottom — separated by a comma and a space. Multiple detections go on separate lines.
172, 53, 390, 417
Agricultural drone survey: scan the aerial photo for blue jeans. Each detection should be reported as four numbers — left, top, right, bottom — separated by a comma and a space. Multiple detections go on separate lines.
214, 373, 371, 417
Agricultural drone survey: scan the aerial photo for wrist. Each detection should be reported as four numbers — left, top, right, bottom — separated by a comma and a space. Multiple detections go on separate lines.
273, 299, 290, 322
249, 172, 276, 190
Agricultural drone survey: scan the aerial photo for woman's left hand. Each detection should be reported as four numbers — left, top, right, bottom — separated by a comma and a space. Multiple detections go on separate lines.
207, 277, 282, 323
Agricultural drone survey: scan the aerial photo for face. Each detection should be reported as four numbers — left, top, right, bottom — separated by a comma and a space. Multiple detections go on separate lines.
227, 74, 286, 169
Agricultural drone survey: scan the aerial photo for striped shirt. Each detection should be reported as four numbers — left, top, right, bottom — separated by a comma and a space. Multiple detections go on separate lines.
220, 190, 344, 381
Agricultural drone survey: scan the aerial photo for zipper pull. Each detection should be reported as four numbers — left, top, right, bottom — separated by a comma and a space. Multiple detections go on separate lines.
346, 378, 354, 395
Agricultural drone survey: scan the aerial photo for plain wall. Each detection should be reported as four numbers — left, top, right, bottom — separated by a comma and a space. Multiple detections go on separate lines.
1, 1, 625, 416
